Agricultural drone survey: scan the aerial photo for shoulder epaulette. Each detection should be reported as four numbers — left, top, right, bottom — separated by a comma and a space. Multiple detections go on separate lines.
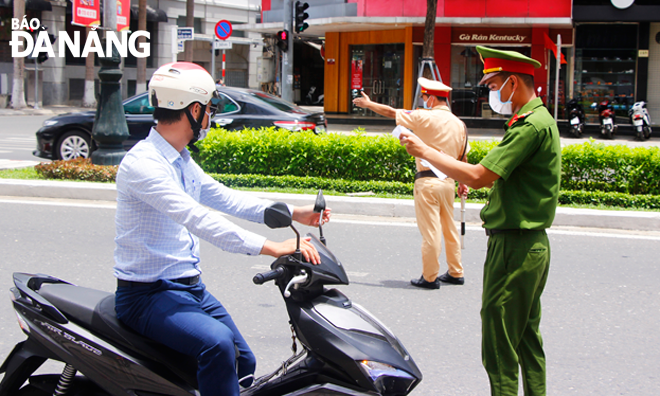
507, 110, 534, 127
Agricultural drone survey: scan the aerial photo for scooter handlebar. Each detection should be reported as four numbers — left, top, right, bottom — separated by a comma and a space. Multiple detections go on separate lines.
253, 266, 286, 285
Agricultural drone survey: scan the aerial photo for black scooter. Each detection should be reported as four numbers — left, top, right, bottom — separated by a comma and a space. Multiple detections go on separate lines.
0, 191, 422, 396
565, 98, 585, 138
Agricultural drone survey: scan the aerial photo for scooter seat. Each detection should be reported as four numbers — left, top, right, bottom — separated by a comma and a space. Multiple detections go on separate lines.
39, 283, 198, 388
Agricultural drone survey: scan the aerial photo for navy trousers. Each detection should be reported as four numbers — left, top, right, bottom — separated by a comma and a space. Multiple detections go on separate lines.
115, 279, 256, 396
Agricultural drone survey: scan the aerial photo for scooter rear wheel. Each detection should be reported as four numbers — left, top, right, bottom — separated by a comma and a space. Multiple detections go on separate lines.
644, 126, 652, 140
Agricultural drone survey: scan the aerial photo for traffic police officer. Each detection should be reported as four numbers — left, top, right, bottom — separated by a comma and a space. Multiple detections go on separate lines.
396, 47, 561, 395
353, 77, 468, 290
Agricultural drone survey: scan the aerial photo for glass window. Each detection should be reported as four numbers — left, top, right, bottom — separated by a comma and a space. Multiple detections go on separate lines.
574, 24, 638, 123
123, 94, 154, 114
449, 45, 530, 119
349, 44, 405, 116
216, 92, 240, 114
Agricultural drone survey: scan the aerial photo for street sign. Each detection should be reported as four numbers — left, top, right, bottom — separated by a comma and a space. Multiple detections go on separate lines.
177, 27, 194, 41
214, 41, 233, 50
215, 20, 233, 41
178, 40, 184, 53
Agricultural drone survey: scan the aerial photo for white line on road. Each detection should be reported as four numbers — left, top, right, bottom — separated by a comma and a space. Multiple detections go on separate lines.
1, 197, 658, 241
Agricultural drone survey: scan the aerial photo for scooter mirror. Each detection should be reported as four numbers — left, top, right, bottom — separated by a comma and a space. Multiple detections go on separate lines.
313, 190, 326, 213
264, 202, 292, 229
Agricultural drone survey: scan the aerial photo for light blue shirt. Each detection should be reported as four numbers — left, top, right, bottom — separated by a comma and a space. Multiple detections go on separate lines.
114, 128, 271, 282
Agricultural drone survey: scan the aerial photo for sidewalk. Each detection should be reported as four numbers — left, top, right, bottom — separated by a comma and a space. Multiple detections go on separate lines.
1, 178, 658, 232
0, 105, 89, 117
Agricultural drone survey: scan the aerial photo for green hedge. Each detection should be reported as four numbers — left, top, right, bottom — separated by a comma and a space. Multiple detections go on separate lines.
196, 127, 416, 183
561, 141, 660, 195
197, 130, 660, 197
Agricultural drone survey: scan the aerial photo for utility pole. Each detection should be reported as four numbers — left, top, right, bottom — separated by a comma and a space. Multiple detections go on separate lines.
281, 0, 293, 103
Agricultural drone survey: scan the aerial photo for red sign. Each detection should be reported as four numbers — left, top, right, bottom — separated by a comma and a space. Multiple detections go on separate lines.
351, 59, 363, 90
215, 20, 233, 40
116, 0, 131, 31
72, 0, 100, 27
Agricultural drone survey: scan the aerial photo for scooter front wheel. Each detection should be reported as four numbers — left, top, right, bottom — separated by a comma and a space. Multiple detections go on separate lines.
602, 127, 613, 139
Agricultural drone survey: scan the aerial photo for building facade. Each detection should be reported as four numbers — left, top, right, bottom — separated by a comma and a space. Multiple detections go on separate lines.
246, 0, 660, 124
0, 0, 263, 106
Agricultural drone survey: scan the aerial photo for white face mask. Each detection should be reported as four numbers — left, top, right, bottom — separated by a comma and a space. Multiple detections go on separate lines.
197, 110, 213, 141
422, 96, 432, 110
489, 76, 515, 115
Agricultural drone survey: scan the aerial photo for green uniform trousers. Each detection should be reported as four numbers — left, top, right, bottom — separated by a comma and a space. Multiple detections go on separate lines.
481, 230, 550, 396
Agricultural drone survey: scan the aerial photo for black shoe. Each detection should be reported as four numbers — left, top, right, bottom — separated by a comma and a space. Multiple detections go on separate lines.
438, 271, 464, 285
410, 275, 440, 290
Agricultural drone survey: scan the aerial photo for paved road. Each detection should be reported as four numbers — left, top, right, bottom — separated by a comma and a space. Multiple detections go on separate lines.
0, 197, 658, 395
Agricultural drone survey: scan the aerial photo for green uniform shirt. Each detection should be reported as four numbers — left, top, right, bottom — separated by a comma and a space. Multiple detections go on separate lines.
480, 97, 561, 230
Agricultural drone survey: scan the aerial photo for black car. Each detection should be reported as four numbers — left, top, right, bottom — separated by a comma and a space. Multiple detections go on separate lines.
34, 86, 327, 160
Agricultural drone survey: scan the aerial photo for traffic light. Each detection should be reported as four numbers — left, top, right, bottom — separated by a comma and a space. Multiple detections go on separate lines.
294, 1, 309, 33
35, 26, 56, 64
276, 30, 289, 52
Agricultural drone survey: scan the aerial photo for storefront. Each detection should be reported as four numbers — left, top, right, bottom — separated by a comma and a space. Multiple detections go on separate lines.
323, 25, 572, 119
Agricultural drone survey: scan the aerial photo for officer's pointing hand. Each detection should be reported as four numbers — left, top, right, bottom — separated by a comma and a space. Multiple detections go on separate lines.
352, 91, 371, 108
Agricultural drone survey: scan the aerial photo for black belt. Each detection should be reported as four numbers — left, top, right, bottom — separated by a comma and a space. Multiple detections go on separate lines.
117, 275, 200, 288
485, 229, 545, 236
414, 170, 437, 180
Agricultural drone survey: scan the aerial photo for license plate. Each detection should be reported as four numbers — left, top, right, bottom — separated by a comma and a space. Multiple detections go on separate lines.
315, 125, 326, 134
633, 119, 644, 126
603, 118, 613, 125
570, 117, 580, 125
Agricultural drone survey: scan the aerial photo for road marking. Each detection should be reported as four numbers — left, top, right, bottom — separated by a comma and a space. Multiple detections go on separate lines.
0, 198, 116, 209
1, 198, 658, 241
251, 264, 368, 277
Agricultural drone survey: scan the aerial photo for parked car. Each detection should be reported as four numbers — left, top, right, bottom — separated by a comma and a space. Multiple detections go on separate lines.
33, 86, 327, 160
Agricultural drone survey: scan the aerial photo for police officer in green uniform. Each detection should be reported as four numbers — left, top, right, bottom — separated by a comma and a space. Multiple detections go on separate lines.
397, 46, 561, 396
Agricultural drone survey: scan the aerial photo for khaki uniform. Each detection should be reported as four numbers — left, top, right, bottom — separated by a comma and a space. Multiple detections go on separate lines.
396, 105, 466, 282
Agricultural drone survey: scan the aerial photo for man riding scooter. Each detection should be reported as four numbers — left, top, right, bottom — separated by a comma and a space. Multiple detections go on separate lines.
113, 62, 330, 396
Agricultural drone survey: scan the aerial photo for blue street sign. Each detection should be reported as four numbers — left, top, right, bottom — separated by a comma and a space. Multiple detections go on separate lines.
215, 20, 233, 41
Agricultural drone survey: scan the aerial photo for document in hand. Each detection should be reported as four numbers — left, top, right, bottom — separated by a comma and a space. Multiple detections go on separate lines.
391, 126, 447, 180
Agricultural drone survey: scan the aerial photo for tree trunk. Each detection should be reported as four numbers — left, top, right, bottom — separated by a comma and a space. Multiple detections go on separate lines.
184, 0, 194, 62
82, 27, 97, 107
11, 0, 26, 109
136, 0, 147, 93
422, 0, 437, 78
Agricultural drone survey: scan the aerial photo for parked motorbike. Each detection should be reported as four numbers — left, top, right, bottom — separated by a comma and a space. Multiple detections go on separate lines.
0, 191, 422, 396
629, 101, 652, 141
305, 86, 324, 106
566, 98, 585, 138
591, 99, 617, 139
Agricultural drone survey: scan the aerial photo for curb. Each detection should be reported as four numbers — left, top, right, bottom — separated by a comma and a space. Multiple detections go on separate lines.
1, 179, 659, 231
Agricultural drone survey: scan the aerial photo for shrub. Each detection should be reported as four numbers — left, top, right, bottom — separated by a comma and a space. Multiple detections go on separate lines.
561, 140, 660, 195
196, 127, 416, 183
34, 158, 117, 182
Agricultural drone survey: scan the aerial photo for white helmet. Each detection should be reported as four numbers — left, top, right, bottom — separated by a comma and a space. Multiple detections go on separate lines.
149, 62, 216, 110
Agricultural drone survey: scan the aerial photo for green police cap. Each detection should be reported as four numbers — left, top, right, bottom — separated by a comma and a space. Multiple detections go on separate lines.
476, 46, 542, 85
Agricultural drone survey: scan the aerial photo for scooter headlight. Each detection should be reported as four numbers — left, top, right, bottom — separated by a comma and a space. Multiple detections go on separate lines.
359, 360, 417, 394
